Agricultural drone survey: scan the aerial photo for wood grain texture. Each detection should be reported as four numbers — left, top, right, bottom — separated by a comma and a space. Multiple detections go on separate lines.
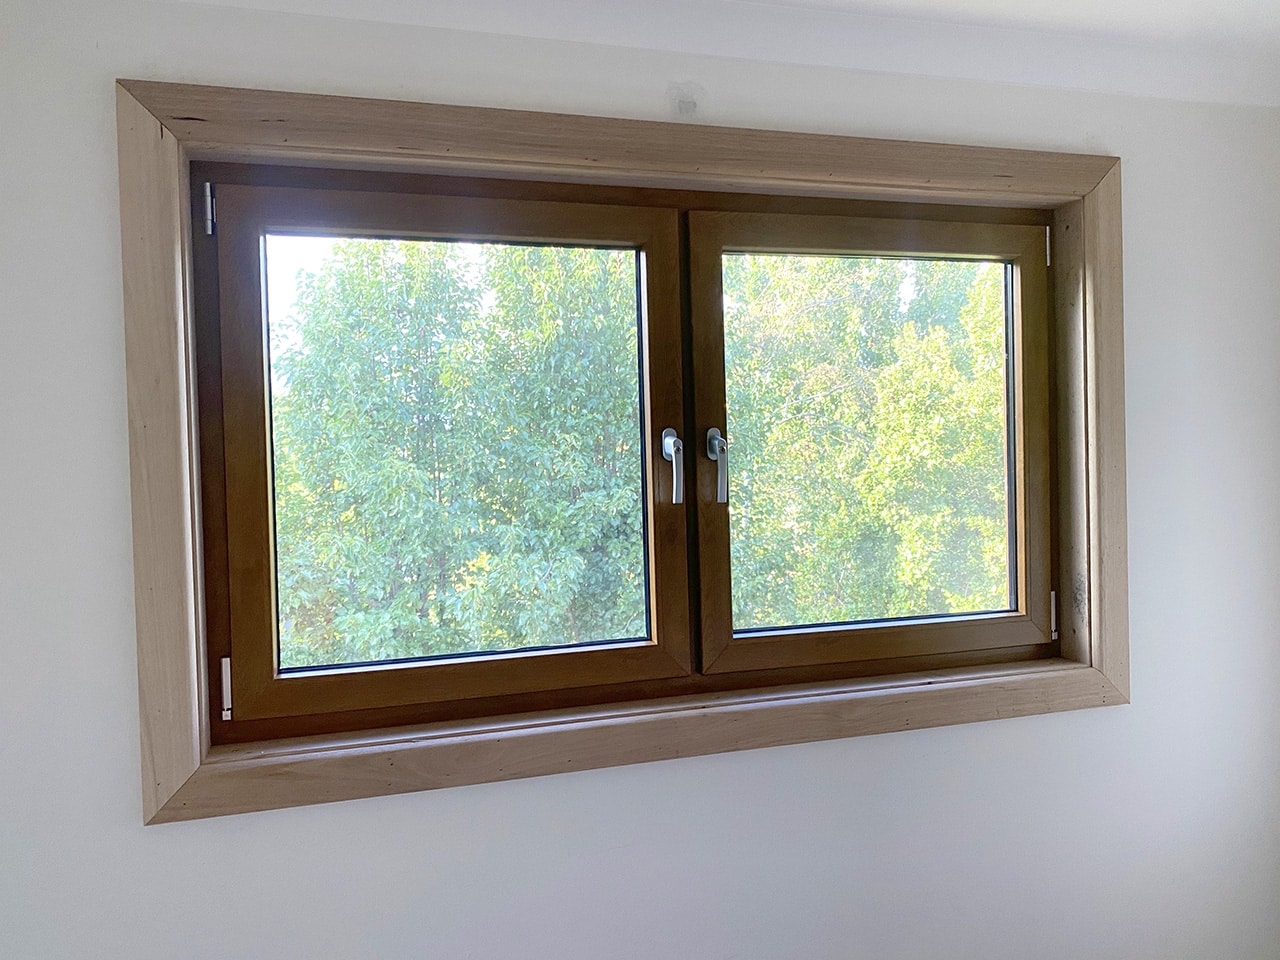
210, 184, 693, 721
189, 160, 1057, 227
216, 642, 1054, 743
1052, 201, 1092, 666
687, 212, 1054, 675
119, 80, 1116, 207
1012, 225, 1054, 638
113, 79, 1131, 822
116, 86, 203, 821
155, 659, 1121, 821
1083, 164, 1130, 700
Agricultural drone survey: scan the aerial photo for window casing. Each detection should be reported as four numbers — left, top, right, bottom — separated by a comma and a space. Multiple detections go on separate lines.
116, 80, 1128, 822
199, 167, 1059, 742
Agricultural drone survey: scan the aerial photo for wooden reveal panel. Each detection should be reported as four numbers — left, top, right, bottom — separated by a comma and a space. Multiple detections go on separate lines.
116, 86, 204, 822
119, 80, 1116, 207
116, 80, 1129, 823
1082, 166, 1130, 698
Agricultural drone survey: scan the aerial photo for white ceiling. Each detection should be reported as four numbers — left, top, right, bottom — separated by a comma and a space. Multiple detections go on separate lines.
158, 0, 1280, 105
732, 0, 1280, 47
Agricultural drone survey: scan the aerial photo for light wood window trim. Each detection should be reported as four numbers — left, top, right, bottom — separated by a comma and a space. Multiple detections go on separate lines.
116, 80, 1128, 823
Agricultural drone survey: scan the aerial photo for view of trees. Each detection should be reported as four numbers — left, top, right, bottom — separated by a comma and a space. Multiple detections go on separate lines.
268, 239, 648, 668
723, 253, 1010, 630
266, 236, 1011, 669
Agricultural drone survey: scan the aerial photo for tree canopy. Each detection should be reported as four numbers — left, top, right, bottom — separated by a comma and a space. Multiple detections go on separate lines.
723, 253, 1010, 630
266, 236, 1011, 669
269, 239, 647, 668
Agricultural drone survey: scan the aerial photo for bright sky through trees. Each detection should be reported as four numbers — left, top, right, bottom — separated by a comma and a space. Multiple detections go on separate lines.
265, 235, 648, 668
263, 235, 1012, 669
722, 252, 1011, 631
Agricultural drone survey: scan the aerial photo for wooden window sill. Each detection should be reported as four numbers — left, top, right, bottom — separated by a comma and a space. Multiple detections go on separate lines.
155, 658, 1120, 822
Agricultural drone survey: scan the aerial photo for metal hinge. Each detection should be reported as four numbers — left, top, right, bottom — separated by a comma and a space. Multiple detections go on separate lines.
220, 656, 232, 721
1050, 590, 1059, 641
1045, 226, 1052, 267
203, 182, 216, 236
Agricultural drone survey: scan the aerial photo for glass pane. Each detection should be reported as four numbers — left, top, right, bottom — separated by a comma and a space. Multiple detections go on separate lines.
722, 253, 1013, 632
264, 235, 649, 669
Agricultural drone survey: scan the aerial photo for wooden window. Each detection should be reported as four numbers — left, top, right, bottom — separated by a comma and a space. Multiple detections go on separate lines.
206, 185, 691, 726
117, 80, 1128, 822
689, 213, 1052, 675
198, 170, 1057, 740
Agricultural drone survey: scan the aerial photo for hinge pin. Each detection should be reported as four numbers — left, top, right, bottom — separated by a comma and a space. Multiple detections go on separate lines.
1050, 589, 1059, 641
203, 182, 215, 236
220, 656, 232, 721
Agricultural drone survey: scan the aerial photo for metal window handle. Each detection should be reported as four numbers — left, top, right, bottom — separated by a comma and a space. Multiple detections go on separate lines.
661, 428, 684, 505
706, 428, 728, 503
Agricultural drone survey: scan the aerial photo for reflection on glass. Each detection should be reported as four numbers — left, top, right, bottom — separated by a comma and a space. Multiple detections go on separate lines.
722, 253, 1012, 631
265, 235, 648, 669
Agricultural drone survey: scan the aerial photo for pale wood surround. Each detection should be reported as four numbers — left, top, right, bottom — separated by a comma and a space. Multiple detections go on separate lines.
116, 80, 1129, 823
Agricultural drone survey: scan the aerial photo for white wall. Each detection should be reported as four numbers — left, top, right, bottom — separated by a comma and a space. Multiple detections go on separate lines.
3, 2, 1279, 958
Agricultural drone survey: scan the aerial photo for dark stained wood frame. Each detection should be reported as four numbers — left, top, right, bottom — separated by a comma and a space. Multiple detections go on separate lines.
688, 212, 1052, 673
117, 80, 1128, 823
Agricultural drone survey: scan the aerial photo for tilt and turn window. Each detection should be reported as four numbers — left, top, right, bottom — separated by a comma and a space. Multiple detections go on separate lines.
199, 176, 1052, 738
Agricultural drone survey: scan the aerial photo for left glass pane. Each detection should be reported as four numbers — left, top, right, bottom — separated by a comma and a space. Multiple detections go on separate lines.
263, 235, 649, 670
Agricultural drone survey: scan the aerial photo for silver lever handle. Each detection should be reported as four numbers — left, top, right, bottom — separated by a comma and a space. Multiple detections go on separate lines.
661, 428, 684, 505
706, 428, 728, 503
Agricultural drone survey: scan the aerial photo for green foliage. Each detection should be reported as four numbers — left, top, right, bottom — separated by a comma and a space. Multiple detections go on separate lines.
270, 239, 645, 667
269, 237, 1012, 667
724, 254, 1010, 629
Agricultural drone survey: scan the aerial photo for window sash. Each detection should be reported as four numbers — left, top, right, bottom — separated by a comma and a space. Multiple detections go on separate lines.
204, 181, 1053, 723
687, 211, 1053, 674
213, 184, 693, 721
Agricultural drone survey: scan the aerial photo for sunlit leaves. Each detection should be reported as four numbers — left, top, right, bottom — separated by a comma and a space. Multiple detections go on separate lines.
270, 238, 1013, 667
269, 239, 645, 667
725, 254, 1010, 629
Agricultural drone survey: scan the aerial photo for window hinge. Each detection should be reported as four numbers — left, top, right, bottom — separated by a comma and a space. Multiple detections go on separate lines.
1050, 589, 1059, 641
203, 182, 216, 236
1045, 226, 1052, 267
220, 656, 232, 721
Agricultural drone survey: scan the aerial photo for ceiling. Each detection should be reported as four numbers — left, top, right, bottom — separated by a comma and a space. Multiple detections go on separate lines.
732, 0, 1280, 47
157, 0, 1280, 105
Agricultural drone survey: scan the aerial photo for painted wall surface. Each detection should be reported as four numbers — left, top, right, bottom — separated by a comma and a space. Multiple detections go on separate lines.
2, 2, 1279, 957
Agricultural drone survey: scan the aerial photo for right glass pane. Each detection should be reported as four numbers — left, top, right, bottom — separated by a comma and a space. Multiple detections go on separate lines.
722, 253, 1014, 632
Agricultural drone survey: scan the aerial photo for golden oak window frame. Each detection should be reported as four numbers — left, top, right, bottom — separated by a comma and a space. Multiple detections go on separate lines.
209, 184, 692, 723
117, 80, 1128, 823
688, 212, 1053, 674
200, 172, 1055, 736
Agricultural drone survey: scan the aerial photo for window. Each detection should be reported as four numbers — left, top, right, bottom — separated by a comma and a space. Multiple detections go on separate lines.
688, 212, 1052, 675
117, 80, 1128, 821
206, 187, 691, 728
197, 173, 1058, 740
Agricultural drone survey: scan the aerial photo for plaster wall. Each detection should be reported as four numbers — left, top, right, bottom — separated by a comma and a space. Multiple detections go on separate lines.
2, 2, 1278, 957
